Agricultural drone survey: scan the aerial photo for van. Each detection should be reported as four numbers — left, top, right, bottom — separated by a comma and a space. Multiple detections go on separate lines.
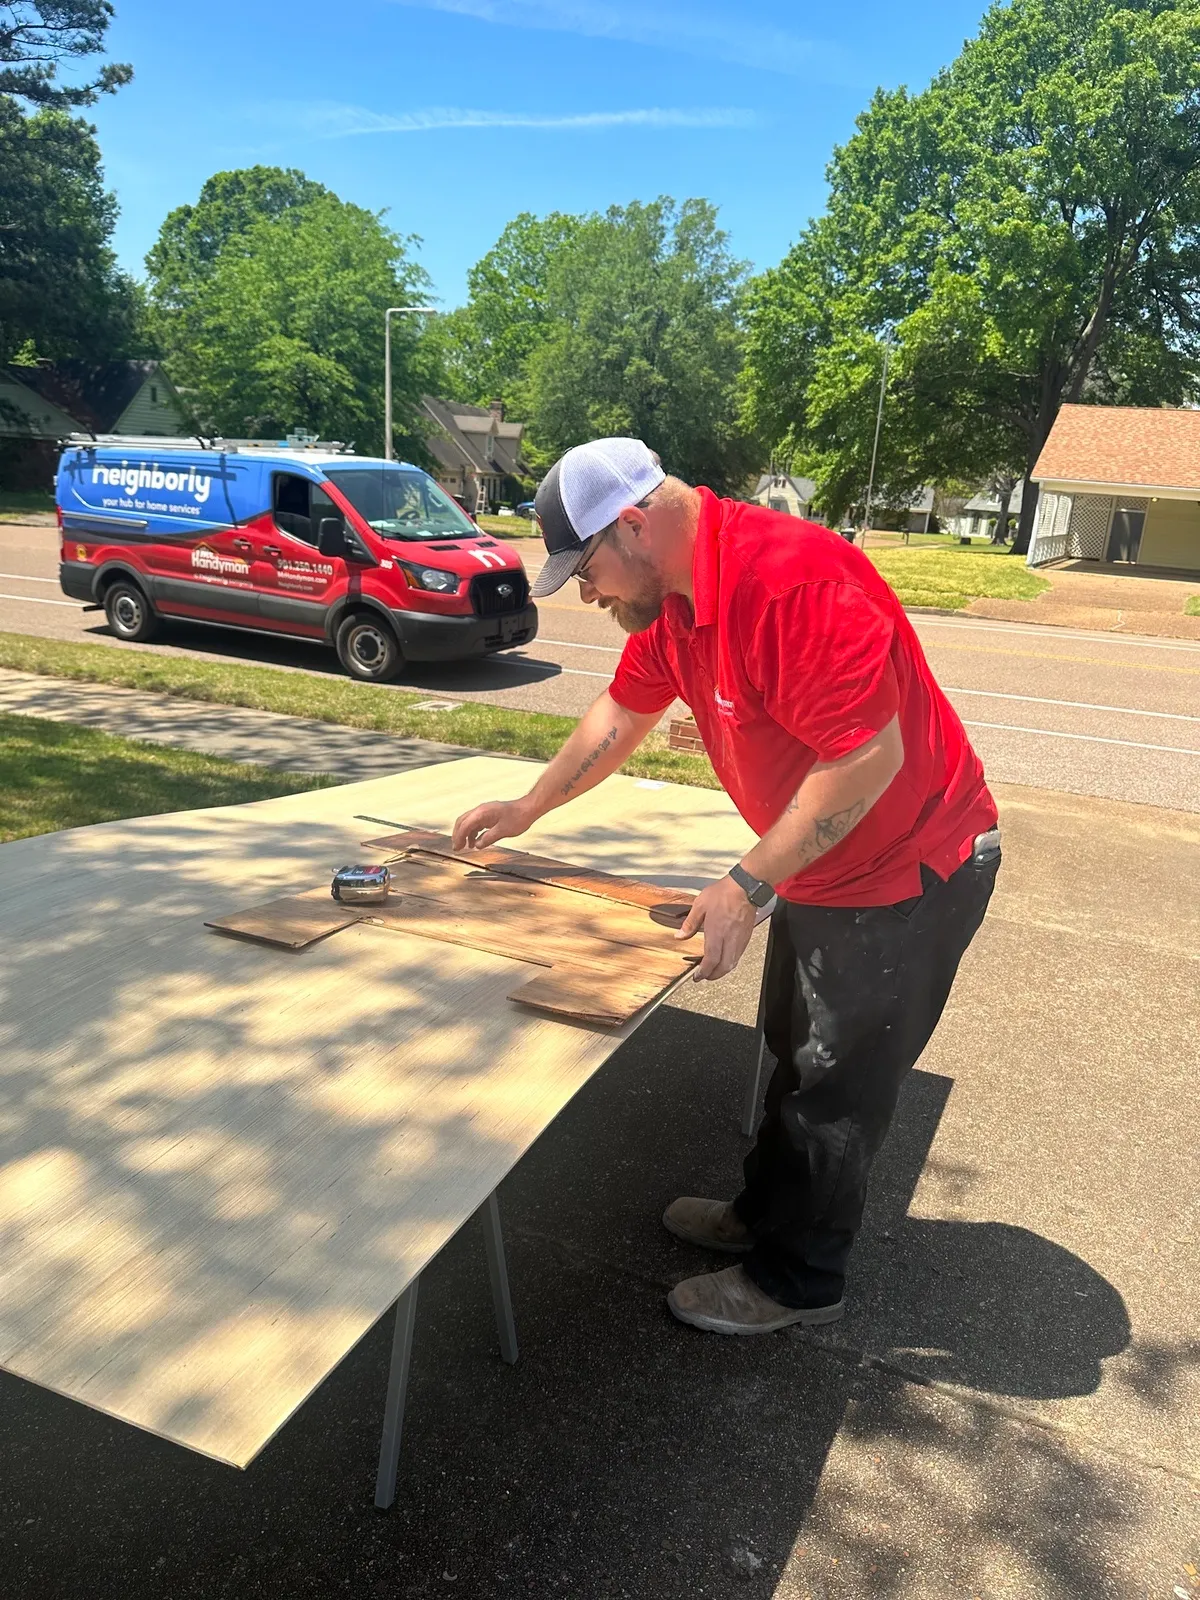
56, 437, 538, 682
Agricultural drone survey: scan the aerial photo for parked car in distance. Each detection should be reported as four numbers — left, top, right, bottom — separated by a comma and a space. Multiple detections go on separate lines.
515, 501, 536, 519
56, 437, 537, 683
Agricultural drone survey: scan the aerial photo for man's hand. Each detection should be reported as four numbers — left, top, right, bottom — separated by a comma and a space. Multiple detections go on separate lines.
676, 874, 759, 982
452, 797, 536, 853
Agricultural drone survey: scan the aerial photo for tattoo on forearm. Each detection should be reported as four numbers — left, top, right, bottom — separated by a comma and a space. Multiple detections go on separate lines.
561, 725, 619, 798
781, 797, 867, 870
814, 800, 865, 849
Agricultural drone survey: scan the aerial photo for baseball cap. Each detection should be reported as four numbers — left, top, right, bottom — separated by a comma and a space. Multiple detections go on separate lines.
531, 438, 665, 598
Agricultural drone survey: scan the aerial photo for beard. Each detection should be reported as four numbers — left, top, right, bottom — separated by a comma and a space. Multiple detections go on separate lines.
598, 553, 667, 634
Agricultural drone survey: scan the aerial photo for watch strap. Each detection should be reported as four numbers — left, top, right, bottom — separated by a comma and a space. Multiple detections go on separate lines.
728, 862, 774, 907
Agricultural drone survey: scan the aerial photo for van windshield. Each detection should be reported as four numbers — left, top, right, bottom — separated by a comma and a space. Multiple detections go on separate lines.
325, 467, 478, 541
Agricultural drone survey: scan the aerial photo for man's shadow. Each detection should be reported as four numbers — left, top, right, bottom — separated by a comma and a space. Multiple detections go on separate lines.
836, 1068, 1130, 1399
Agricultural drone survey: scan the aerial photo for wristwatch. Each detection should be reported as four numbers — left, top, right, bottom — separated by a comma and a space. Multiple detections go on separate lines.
728, 862, 775, 908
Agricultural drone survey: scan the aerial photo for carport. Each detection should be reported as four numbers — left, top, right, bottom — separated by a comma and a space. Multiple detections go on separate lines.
1027, 403, 1200, 572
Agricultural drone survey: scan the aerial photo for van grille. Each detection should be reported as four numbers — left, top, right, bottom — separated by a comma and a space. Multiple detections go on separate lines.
471, 570, 529, 618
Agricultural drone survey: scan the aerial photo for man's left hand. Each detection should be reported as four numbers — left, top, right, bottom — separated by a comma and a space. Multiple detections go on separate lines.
676, 875, 759, 981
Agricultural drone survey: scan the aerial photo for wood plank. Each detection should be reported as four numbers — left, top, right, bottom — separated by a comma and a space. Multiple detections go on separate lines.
508, 957, 693, 1027
361, 829, 695, 914
205, 889, 360, 949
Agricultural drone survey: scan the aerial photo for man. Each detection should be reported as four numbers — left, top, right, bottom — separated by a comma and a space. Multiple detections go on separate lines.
453, 438, 1000, 1336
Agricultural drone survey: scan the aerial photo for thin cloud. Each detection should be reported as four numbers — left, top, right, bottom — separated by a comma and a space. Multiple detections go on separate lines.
388, 0, 852, 80
285, 103, 759, 138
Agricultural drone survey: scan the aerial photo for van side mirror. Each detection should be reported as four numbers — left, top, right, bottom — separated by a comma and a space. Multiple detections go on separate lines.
317, 517, 345, 556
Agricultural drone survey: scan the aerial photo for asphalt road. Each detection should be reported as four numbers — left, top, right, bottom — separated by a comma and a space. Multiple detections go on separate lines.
2, 521, 1198, 812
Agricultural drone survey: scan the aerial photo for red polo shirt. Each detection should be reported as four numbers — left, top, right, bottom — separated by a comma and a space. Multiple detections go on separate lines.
609, 489, 997, 906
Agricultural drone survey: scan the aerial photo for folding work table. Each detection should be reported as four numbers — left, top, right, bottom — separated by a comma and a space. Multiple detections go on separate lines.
0, 756, 755, 1507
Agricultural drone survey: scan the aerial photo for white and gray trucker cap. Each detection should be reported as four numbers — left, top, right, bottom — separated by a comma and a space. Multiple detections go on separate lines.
531, 438, 665, 597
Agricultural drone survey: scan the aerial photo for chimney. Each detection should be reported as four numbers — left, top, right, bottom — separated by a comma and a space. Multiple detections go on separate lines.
488, 398, 505, 422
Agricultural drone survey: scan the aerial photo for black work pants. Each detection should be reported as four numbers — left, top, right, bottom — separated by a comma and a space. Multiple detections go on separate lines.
735, 850, 999, 1308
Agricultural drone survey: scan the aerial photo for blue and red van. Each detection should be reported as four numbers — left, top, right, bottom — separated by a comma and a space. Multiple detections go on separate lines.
56, 438, 537, 682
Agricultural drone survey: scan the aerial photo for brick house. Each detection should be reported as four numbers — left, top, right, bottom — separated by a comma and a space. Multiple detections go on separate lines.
421, 397, 527, 514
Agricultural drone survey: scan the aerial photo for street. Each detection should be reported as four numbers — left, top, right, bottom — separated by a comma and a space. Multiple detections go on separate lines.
2, 520, 1198, 814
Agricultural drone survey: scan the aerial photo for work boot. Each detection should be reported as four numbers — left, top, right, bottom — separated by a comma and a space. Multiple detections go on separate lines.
662, 1197, 753, 1253
667, 1265, 844, 1335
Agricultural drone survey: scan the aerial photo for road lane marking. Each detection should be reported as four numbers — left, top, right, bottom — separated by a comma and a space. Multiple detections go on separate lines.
916, 616, 1200, 654
961, 719, 1200, 756
946, 687, 1200, 724
0, 593, 80, 608
538, 636, 622, 653
921, 640, 1200, 676
0, 573, 59, 585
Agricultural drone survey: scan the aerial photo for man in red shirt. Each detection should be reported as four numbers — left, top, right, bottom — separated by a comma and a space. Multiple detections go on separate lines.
453, 438, 1000, 1335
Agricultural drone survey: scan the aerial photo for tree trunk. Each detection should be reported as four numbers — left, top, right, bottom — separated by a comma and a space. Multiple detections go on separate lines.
992, 486, 1013, 543
1010, 472, 1039, 555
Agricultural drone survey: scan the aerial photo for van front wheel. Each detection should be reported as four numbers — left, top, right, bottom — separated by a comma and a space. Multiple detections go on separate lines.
336, 613, 403, 683
103, 578, 159, 642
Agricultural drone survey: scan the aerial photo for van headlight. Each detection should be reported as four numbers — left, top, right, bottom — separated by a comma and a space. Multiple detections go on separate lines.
400, 562, 459, 593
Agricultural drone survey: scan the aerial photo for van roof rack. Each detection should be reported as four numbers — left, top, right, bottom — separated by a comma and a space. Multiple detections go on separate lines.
62, 434, 357, 454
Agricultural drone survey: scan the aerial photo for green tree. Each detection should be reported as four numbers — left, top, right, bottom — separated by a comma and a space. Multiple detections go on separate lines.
743, 0, 1200, 547
147, 173, 434, 454
437, 210, 581, 407
0, 0, 131, 106
0, 0, 138, 367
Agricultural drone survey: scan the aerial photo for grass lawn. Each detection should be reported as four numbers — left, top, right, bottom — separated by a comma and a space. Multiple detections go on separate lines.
1185, 595, 1200, 617
0, 488, 55, 523
867, 546, 1050, 610
0, 711, 335, 842
474, 513, 539, 539
0, 633, 722, 790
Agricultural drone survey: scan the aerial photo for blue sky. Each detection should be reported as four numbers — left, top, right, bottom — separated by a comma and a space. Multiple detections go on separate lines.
88, 0, 986, 307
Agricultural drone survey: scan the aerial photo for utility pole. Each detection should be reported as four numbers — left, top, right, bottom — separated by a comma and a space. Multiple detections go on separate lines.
384, 307, 437, 461
861, 326, 895, 547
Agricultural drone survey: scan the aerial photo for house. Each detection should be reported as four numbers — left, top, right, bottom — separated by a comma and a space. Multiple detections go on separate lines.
421, 397, 526, 514
945, 483, 1025, 542
0, 360, 188, 489
752, 473, 817, 517
1027, 404, 1200, 573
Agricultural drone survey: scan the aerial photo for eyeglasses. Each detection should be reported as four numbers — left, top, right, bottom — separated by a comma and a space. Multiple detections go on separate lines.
575, 526, 611, 585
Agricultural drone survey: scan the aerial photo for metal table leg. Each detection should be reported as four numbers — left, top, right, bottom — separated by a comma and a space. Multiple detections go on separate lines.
481, 1190, 518, 1365
742, 915, 777, 1137
374, 1278, 419, 1510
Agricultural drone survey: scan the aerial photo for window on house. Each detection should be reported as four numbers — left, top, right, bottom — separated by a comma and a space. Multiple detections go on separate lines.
150, 385, 158, 403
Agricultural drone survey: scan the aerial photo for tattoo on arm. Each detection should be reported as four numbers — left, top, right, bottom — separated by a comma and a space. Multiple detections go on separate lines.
560, 725, 619, 798
782, 797, 867, 870
814, 800, 865, 849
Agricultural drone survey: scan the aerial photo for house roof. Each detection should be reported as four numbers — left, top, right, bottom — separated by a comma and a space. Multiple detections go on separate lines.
1032, 404, 1200, 492
963, 482, 1025, 515
3, 361, 172, 434
421, 396, 525, 479
754, 473, 817, 501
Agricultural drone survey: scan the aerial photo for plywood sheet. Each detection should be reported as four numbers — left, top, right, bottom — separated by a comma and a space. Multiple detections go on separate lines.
0, 758, 756, 1470
205, 889, 358, 949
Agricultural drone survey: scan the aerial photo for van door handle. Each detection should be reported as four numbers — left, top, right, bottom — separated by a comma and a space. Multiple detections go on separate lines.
232, 538, 252, 552
264, 545, 282, 557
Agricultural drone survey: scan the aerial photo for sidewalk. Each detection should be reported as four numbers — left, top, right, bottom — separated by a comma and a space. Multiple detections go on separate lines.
0, 666, 478, 781
968, 559, 1200, 638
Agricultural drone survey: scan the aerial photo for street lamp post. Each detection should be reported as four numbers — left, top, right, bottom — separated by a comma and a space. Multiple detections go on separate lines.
384, 306, 437, 461
861, 326, 895, 547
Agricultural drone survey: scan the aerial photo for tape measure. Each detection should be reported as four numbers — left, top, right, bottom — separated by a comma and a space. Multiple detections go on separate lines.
331, 864, 391, 904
